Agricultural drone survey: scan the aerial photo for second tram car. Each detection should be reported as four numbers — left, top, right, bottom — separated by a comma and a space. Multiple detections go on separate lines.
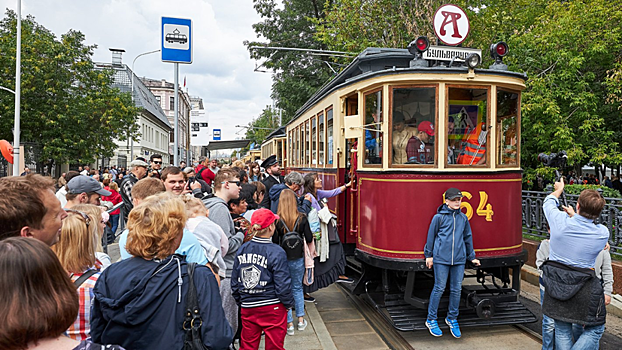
261, 40, 536, 330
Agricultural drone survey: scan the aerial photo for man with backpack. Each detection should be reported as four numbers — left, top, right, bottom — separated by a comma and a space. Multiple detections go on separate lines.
195, 156, 216, 186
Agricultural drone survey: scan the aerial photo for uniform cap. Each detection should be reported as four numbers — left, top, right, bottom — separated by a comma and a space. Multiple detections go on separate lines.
262, 155, 278, 168
251, 208, 280, 230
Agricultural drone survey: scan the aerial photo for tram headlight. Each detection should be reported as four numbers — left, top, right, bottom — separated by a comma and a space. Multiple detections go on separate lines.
465, 53, 481, 69
408, 36, 430, 55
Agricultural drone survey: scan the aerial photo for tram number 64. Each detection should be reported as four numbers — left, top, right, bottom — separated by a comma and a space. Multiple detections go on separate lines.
444, 191, 494, 221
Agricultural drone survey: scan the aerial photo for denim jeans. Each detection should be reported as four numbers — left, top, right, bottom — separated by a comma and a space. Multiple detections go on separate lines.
427, 263, 465, 321
287, 258, 305, 324
540, 285, 555, 350
555, 319, 604, 350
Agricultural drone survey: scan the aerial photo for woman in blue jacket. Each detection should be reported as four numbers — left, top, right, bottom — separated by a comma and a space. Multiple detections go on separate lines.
423, 188, 480, 339
90, 192, 233, 350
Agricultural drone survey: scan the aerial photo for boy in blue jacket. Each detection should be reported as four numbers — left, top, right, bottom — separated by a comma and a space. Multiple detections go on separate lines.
232, 208, 295, 350
424, 187, 480, 338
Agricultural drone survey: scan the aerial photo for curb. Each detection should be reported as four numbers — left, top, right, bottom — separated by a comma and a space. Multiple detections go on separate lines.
306, 301, 338, 350
521, 265, 622, 319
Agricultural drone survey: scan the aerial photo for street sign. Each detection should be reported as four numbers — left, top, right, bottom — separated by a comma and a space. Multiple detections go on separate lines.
213, 129, 221, 141
161, 17, 192, 63
433, 4, 470, 46
423, 45, 481, 62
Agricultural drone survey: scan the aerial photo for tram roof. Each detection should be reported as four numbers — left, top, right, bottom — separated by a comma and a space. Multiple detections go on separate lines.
264, 126, 286, 142
290, 47, 528, 125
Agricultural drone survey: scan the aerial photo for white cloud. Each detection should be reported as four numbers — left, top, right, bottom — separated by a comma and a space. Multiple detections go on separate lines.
1, 0, 273, 142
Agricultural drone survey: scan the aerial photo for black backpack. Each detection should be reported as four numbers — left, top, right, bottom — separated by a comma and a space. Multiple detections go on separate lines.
280, 217, 304, 260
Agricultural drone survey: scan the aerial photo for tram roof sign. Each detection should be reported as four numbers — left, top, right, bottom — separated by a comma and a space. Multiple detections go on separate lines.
433, 4, 470, 46
423, 45, 481, 62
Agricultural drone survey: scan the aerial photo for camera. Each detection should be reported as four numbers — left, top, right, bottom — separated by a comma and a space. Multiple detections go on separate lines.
538, 151, 567, 168
186, 176, 196, 190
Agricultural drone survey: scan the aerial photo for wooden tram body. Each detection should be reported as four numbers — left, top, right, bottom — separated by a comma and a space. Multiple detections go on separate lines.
263, 47, 535, 330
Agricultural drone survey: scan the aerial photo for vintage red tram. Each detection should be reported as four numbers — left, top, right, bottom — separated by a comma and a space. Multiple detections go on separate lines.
262, 40, 535, 330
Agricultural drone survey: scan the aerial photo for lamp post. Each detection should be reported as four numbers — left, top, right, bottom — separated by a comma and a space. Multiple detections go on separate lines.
12, 0, 21, 175
129, 49, 160, 160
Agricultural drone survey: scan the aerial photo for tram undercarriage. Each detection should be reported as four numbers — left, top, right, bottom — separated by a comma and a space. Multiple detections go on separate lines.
343, 250, 537, 331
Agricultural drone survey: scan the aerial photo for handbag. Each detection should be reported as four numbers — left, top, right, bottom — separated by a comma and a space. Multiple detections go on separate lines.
183, 263, 209, 350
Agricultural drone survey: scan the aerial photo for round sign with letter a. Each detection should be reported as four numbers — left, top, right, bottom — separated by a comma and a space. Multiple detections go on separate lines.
433, 4, 470, 46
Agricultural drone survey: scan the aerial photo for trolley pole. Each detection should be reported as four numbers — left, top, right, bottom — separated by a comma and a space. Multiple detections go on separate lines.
12, 0, 21, 175
173, 62, 179, 166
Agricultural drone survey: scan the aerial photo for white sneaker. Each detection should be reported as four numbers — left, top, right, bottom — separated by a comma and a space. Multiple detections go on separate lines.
287, 324, 295, 336
297, 319, 308, 331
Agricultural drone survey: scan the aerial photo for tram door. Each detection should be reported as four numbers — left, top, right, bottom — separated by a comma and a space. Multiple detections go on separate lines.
343, 95, 359, 254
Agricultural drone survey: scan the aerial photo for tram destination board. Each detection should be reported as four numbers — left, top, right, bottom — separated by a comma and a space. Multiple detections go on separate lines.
423, 45, 481, 62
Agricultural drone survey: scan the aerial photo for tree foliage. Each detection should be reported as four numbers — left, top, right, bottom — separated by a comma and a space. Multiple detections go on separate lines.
0, 10, 139, 164
245, 0, 336, 123
244, 105, 281, 147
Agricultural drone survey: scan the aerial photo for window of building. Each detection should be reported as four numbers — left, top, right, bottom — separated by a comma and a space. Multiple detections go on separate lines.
319, 111, 325, 165
497, 89, 519, 166
311, 116, 317, 165
364, 90, 383, 165
327, 109, 334, 165
448, 87, 489, 166
391, 86, 436, 166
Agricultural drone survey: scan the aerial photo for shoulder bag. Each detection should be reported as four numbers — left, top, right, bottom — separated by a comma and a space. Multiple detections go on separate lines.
183, 263, 209, 350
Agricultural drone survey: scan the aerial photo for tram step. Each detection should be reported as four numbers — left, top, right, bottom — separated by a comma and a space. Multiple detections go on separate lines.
365, 294, 537, 332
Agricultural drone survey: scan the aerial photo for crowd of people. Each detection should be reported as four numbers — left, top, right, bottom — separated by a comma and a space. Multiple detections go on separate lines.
0, 153, 353, 350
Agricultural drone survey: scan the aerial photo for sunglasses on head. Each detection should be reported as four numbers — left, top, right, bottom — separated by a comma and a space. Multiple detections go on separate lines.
65, 209, 91, 227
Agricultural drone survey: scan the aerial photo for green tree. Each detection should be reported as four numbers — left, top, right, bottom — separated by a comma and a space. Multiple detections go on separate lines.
0, 10, 139, 164
244, 106, 281, 146
245, 0, 336, 122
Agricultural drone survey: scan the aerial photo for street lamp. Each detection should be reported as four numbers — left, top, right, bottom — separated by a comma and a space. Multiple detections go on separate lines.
129, 49, 160, 160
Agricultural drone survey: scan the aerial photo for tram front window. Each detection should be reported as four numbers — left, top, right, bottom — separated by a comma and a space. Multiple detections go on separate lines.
391, 87, 436, 165
364, 90, 383, 165
448, 87, 489, 166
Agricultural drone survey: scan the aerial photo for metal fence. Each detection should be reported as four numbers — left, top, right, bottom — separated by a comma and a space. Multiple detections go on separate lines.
522, 190, 622, 259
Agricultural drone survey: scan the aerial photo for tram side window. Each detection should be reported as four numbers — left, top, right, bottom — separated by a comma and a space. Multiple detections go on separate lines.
305, 122, 310, 165
391, 87, 436, 165
312, 117, 317, 165
364, 90, 383, 165
497, 90, 519, 166
319, 111, 325, 165
448, 87, 489, 166
327, 109, 334, 165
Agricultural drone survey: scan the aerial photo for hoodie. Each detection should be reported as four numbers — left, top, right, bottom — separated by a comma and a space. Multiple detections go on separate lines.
268, 184, 311, 214
90, 255, 233, 350
203, 194, 244, 277
423, 204, 475, 265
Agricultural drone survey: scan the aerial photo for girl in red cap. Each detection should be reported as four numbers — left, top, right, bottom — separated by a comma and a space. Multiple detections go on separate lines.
231, 208, 295, 350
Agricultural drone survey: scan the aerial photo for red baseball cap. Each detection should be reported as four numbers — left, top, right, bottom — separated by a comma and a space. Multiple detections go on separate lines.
251, 208, 280, 230
418, 121, 435, 136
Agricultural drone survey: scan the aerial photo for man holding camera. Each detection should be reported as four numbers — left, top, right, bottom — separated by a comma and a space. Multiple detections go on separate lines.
541, 180, 609, 349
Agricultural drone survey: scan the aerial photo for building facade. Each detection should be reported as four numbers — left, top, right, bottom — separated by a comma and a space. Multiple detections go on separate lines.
141, 78, 192, 164
95, 53, 172, 168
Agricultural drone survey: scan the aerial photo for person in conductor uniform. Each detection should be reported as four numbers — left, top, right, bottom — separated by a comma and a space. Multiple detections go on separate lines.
259, 155, 284, 209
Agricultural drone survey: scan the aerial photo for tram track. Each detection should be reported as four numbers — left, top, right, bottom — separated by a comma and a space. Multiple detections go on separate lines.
336, 284, 415, 350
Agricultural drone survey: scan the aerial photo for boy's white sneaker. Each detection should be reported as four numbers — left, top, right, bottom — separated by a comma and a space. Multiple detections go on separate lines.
298, 319, 308, 331
287, 324, 295, 336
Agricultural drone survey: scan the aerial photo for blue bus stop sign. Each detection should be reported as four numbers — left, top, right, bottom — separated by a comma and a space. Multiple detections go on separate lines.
161, 17, 192, 64
213, 129, 221, 141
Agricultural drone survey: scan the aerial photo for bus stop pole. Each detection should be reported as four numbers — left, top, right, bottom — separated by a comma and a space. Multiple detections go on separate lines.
174, 62, 179, 166
12, 0, 21, 175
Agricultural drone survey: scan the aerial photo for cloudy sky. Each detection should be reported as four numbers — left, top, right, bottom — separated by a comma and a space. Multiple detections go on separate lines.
0, 0, 273, 141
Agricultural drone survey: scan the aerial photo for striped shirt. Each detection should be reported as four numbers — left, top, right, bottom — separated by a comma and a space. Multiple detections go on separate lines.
67, 268, 101, 341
